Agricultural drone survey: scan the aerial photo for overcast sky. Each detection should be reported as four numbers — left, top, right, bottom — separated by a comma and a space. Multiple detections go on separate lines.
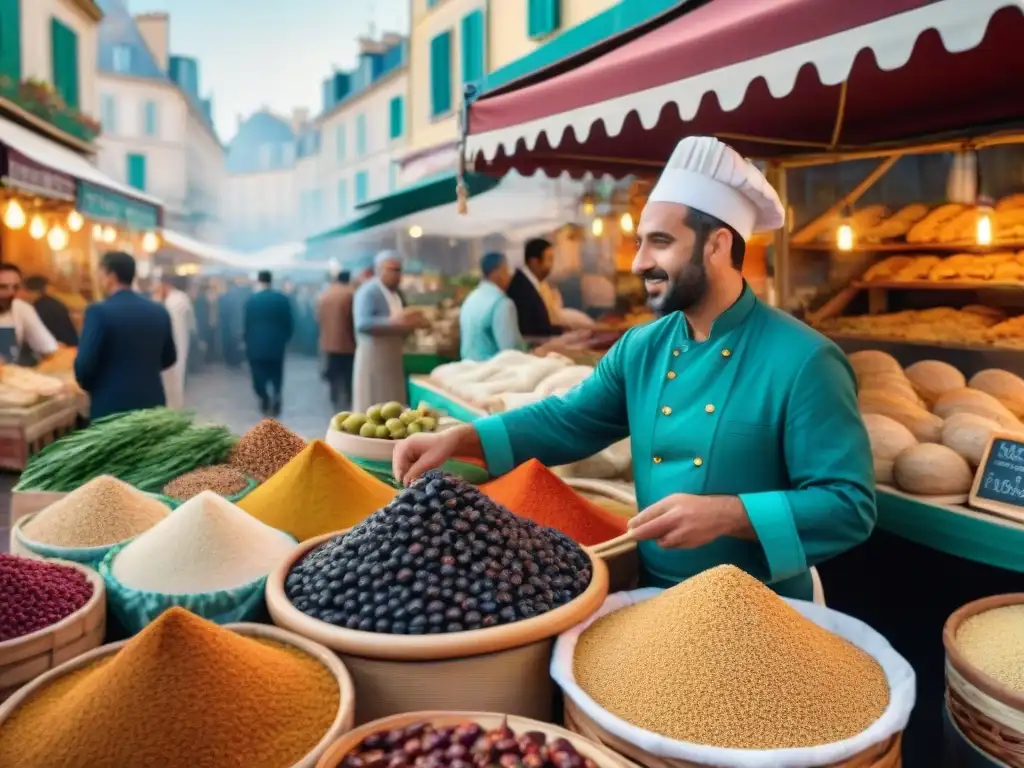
127, 0, 410, 142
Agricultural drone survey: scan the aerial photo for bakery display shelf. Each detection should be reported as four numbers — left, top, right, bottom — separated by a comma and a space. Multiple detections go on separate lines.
876, 487, 1024, 573
853, 280, 1024, 291
797, 240, 1024, 253
828, 335, 1024, 377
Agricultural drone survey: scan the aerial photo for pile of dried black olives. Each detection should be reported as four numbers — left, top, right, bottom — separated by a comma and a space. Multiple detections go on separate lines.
285, 470, 592, 634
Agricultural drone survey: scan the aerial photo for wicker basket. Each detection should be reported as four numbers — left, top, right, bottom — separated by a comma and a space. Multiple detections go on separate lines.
943, 593, 1024, 766
317, 711, 640, 768
563, 697, 903, 768
0, 559, 106, 701
0, 622, 356, 768
267, 530, 609, 724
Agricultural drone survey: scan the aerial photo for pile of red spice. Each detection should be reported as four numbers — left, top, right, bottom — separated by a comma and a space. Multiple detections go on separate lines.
0, 554, 94, 641
482, 459, 628, 546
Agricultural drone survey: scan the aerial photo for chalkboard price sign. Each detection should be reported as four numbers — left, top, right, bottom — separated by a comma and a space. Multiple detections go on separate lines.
969, 433, 1024, 523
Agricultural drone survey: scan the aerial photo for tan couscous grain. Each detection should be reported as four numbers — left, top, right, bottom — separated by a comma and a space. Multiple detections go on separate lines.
23, 476, 169, 548
163, 464, 250, 500
573, 565, 890, 749
956, 604, 1024, 692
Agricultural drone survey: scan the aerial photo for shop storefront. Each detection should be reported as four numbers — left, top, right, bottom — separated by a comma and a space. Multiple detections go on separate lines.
460, 1, 1024, 763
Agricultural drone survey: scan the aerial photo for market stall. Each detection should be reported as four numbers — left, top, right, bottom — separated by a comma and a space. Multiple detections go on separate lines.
4, 395, 1024, 766
457, 1, 1024, 763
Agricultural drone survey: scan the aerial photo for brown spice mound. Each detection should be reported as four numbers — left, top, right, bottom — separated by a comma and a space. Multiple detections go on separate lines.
574, 565, 890, 749
163, 464, 250, 500
0, 607, 339, 767
229, 419, 306, 481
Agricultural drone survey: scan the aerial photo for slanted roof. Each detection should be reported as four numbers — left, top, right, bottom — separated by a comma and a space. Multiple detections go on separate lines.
96, 0, 168, 82
226, 111, 297, 174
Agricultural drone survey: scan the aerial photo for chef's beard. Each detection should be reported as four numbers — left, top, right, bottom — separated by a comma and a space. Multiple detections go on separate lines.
644, 250, 709, 316
0, 297, 13, 313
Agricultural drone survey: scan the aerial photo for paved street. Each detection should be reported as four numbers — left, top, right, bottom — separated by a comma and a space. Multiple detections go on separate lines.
186, 354, 337, 440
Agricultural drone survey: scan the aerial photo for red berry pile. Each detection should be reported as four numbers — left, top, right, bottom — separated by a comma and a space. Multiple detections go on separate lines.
0, 554, 94, 642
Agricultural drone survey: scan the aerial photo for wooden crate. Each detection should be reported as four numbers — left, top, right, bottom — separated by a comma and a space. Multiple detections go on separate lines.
0, 397, 80, 472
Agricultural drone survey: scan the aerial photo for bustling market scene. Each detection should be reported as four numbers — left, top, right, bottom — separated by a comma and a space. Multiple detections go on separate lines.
0, 0, 1022, 766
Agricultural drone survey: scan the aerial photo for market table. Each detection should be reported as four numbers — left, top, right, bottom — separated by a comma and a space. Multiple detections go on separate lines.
817, 489, 1024, 768
407, 376, 487, 424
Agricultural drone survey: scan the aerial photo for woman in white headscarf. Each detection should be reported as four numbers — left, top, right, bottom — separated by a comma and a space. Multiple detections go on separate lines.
159, 274, 195, 409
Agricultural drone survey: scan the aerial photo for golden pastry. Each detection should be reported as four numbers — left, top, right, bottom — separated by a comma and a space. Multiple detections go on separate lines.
907, 204, 966, 243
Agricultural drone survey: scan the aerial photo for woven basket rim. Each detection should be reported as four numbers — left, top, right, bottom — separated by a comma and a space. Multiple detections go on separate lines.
316, 710, 639, 768
945, 685, 1022, 767
0, 558, 105, 653
266, 528, 609, 661
943, 593, 1024, 712
0, 620, 354, 768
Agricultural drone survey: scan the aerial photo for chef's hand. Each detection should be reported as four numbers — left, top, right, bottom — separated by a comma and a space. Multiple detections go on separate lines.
393, 424, 484, 486
627, 494, 752, 549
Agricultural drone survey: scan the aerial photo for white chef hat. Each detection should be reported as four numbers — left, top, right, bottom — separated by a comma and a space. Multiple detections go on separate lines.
648, 136, 785, 240
374, 249, 400, 269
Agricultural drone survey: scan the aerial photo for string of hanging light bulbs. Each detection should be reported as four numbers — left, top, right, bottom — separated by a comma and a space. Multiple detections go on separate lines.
1, 198, 161, 253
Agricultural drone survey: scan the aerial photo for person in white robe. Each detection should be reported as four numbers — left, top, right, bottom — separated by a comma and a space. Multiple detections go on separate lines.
158, 275, 195, 410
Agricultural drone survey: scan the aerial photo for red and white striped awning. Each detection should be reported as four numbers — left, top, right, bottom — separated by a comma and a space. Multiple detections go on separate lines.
466, 0, 1024, 177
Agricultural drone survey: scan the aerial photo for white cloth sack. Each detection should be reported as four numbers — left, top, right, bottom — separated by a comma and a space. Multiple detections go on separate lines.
551, 588, 916, 768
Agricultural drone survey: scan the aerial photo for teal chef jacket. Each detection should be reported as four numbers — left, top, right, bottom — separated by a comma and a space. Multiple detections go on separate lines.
472, 286, 876, 600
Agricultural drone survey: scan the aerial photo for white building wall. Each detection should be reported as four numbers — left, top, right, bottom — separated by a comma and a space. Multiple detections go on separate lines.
22, 0, 100, 123
224, 168, 297, 249
317, 68, 408, 234
95, 74, 225, 242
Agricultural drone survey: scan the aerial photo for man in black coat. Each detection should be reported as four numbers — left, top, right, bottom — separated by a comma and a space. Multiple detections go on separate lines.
243, 270, 294, 416
505, 237, 564, 338
73, 252, 176, 420
23, 275, 78, 347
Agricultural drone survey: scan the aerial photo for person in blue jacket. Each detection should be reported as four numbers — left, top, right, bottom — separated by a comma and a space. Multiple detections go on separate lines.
243, 270, 294, 416
393, 136, 875, 600
74, 251, 177, 421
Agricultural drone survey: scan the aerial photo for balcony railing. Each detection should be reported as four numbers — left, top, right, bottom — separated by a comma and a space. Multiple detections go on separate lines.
0, 76, 101, 145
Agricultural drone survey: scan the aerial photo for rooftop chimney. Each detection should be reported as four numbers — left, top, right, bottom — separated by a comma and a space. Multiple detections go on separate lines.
291, 107, 309, 133
135, 12, 170, 71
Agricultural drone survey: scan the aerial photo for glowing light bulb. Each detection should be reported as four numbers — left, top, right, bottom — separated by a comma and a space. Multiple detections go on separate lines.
591, 218, 604, 237
836, 222, 854, 252
92, 224, 103, 240
67, 210, 84, 232
102, 226, 117, 243
3, 200, 25, 230
47, 225, 69, 251
619, 212, 634, 233
582, 200, 595, 216
408, 225, 423, 239
29, 216, 46, 240
142, 231, 160, 253
976, 208, 993, 246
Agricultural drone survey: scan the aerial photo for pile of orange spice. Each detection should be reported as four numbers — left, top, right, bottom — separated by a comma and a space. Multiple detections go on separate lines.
0, 608, 339, 767
483, 459, 627, 546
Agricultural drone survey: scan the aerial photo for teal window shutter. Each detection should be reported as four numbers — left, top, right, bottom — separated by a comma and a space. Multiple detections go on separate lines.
338, 179, 348, 218
427, 0, 439, 7
50, 19, 79, 109
527, 0, 561, 39
100, 94, 117, 133
336, 124, 346, 162
126, 153, 147, 191
0, 0, 21, 82
461, 10, 485, 85
355, 114, 367, 156
143, 100, 158, 137
429, 31, 452, 117
389, 95, 404, 139
355, 171, 369, 205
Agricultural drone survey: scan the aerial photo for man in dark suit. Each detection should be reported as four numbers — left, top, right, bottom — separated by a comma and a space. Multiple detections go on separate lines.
244, 270, 293, 416
506, 238, 564, 338
73, 252, 176, 421
24, 275, 78, 347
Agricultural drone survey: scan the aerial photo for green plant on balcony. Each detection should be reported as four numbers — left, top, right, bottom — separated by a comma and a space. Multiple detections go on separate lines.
7, 77, 101, 143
